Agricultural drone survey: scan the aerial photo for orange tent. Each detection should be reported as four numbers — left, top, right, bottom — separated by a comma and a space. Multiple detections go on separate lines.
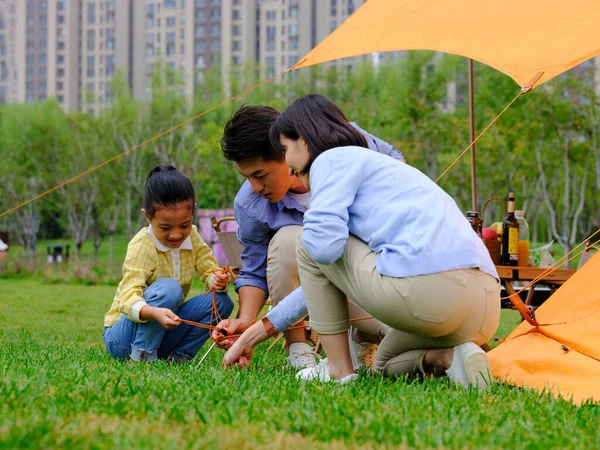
488, 252, 600, 404
291, 0, 600, 90
290, 0, 600, 404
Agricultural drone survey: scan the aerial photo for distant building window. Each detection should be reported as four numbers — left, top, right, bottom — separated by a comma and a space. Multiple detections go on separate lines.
210, 38, 220, 52
195, 0, 206, 6
27, 2, 35, 13
267, 26, 276, 37
289, 37, 298, 50
289, 25, 298, 37
232, 9, 241, 20
211, 23, 220, 36
166, 31, 175, 43
166, 17, 176, 27
87, 67, 94, 77
58, 41, 65, 50
195, 25, 205, 37
195, 40, 205, 52
211, 9, 220, 20
232, 55, 241, 65
58, 1, 66, 11
196, 10, 205, 21
233, 25, 241, 36
164, 0, 177, 7
57, 55, 65, 64
288, 55, 298, 67
57, 68, 65, 77
58, 95, 64, 103
266, 11, 276, 20
232, 40, 241, 51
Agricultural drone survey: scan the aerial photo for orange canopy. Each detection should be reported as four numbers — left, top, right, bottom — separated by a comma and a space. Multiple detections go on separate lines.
489, 252, 600, 404
292, 0, 600, 89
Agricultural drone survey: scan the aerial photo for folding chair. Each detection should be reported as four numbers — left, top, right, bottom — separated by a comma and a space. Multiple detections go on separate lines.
211, 216, 243, 275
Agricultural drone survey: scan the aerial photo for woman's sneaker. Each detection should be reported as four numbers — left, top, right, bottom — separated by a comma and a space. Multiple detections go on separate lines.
445, 342, 492, 389
286, 342, 319, 368
296, 359, 358, 384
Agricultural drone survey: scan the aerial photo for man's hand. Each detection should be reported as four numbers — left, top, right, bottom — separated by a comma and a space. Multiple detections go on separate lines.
212, 318, 249, 349
140, 305, 180, 330
211, 269, 230, 291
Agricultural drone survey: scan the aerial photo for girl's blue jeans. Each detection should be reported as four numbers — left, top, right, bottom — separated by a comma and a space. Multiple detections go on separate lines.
103, 278, 233, 362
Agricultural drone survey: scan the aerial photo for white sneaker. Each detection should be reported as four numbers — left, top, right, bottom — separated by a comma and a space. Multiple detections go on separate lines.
445, 342, 492, 389
286, 342, 319, 369
348, 328, 377, 371
296, 359, 358, 384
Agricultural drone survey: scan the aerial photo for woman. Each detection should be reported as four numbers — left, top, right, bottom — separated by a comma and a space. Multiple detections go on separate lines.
226, 94, 500, 389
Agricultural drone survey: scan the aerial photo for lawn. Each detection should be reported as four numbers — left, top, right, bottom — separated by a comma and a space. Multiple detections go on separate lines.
1, 279, 598, 449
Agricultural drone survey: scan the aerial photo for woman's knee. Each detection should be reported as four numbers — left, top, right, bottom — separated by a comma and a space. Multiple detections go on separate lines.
143, 278, 182, 310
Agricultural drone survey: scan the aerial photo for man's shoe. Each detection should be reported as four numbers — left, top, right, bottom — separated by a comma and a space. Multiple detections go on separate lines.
348, 327, 378, 371
445, 342, 492, 389
296, 359, 358, 384
286, 342, 319, 368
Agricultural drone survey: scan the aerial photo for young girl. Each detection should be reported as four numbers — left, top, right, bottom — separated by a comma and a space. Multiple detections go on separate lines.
103, 165, 234, 363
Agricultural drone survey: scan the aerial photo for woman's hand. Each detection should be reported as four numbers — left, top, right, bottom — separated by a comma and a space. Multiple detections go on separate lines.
220, 320, 271, 368
140, 305, 180, 330
211, 269, 230, 291
222, 339, 255, 368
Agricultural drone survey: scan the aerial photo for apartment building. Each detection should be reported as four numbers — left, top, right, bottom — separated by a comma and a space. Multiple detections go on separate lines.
0, 0, 372, 112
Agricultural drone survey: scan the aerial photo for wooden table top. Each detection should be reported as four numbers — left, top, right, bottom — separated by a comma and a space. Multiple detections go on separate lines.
495, 265, 577, 282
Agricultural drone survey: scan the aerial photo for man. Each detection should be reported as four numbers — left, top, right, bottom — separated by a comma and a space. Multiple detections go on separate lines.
216, 100, 405, 368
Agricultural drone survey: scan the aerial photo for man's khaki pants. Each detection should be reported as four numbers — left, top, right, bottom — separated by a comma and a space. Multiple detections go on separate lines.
296, 231, 501, 377
266, 226, 389, 339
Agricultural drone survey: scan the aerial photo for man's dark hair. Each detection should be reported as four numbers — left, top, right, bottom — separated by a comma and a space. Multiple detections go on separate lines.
269, 94, 368, 175
221, 105, 284, 162
143, 165, 195, 218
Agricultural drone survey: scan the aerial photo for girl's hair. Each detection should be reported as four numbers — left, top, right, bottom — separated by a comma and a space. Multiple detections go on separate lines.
269, 94, 368, 175
143, 165, 195, 218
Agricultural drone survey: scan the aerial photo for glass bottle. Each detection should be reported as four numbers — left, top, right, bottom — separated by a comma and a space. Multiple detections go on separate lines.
515, 210, 529, 267
501, 192, 519, 266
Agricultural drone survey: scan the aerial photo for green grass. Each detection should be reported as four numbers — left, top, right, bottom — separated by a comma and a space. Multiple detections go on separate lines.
1, 279, 598, 449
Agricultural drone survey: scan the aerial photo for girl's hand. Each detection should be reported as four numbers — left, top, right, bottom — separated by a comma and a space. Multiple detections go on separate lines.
141, 305, 180, 329
211, 269, 230, 291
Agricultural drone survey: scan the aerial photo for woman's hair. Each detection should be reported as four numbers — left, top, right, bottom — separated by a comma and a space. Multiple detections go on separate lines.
143, 165, 195, 218
269, 94, 368, 175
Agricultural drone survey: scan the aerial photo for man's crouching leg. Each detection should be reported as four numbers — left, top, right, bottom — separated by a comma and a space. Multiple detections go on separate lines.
266, 225, 317, 368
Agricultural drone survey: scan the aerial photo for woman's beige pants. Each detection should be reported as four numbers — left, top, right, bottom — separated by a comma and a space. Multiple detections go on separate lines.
296, 231, 501, 377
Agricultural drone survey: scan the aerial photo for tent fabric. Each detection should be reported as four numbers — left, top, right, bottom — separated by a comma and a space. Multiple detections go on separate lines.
489, 251, 600, 404
291, 0, 600, 89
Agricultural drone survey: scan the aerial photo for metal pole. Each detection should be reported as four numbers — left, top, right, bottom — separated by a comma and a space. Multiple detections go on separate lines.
469, 58, 477, 211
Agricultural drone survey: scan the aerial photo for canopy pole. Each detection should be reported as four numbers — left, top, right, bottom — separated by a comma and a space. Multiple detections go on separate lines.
469, 59, 477, 211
